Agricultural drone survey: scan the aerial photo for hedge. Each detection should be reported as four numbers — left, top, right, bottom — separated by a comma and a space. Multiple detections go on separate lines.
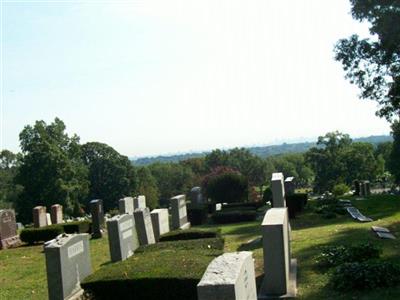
286, 193, 308, 218
81, 248, 222, 300
187, 207, 208, 225
159, 228, 221, 242
20, 225, 64, 245
136, 237, 224, 253
62, 220, 91, 234
212, 210, 257, 224
221, 201, 264, 209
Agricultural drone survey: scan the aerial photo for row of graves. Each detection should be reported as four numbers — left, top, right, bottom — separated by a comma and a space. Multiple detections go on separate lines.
43, 194, 191, 300
354, 180, 371, 197
38, 172, 301, 300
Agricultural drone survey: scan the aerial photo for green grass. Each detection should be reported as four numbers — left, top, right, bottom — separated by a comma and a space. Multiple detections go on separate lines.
1, 194, 399, 299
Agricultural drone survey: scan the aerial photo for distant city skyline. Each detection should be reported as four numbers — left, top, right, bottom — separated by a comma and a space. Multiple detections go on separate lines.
2, 0, 391, 157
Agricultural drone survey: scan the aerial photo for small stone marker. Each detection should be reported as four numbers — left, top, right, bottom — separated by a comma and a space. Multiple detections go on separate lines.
150, 209, 170, 241
133, 208, 155, 245
107, 214, 139, 262
46, 213, 52, 226
33, 206, 47, 228
284, 177, 295, 196
51, 204, 63, 224
371, 226, 396, 239
271, 173, 286, 208
0, 209, 21, 250
197, 251, 257, 300
259, 208, 297, 299
90, 199, 105, 238
190, 186, 203, 205
119, 197, 134, 214
346, 207, 373, 222
44, 233, 92, 300
133, 195, 146, 210
215, 203, 222, 211
170, 195, 191, 230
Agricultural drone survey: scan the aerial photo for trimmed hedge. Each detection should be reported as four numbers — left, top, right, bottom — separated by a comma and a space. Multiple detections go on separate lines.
222, 201, 264, 209
136, 237, 224, 253
212, 210, 257, 224
62, 220, 91, 234
81, 248, 222, 300
159, 228, 221, 242
20, 225, 64, 245
187, 207, 208, 225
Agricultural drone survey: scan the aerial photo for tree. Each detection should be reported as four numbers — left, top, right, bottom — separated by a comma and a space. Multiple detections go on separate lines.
15, 118, 89, 222
0, 150, 22, 209
335, 1, 400, 121
136, 166, 160, 209
389, 121, 400, 183
81, 142, 137, 211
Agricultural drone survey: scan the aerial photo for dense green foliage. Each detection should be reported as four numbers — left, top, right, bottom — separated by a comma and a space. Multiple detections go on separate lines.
62, 220, 91, 234
20, 226, 64, 245
136, 166, 159, 209
332, 183, 350, 197
0, 150, 22, 208
211, 210, 257, 224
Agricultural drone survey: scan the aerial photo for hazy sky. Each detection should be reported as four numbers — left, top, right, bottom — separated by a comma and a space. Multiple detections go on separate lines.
1, 0, 391, 157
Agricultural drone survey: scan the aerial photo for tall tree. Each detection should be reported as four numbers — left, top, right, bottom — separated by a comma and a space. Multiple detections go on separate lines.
136, 166, 160, 209
81, 142, 137, 211
15, 118, 89, 222
0, 150, 22, 209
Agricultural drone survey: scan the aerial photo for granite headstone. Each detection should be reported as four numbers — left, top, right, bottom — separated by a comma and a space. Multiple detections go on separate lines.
150, 209, 170, 241
33, 206, 47, 228
119, 197, 134, 214
170, 195, 191, 230
90, 199, 104, 238
0, 209, 21, 249
51, 204, 63, 224
133, 208, 155, 245
271, 173, 286, 208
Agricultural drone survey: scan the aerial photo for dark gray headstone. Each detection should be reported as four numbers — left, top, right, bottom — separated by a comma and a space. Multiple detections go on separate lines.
44, 234, 92, 300
271, 173, 286, 208
33, 206, 47, 228
0, 209, 21, 250
170, 195, 190, 230
106, 214, 139, 262
190, 186, 203, 205
90, 199, 104, 238
354, 180, 360, 196
284, 177, 295, 196
133, 208, 155, 245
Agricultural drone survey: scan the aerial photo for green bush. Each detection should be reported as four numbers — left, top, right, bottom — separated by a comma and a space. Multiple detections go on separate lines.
62, 220, 91, 234
316, 243, 381, 268
159, 228, 221, 242
20, 225, 64, 245
81, 248, 222, 300
262, 187, 272, 203
332, 183, 350, 197
212, 210, 257, 224
222, 202, 264, 210
331, 261, 400, 291
187, 207, 208, 225
136, 237, 224, 253
206, 172, 248, 203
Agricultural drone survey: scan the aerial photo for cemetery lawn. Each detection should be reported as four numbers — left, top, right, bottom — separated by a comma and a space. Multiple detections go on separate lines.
1, 194, 399, 300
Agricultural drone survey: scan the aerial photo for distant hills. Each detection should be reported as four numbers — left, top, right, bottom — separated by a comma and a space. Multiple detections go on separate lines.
131, 135, 392, 166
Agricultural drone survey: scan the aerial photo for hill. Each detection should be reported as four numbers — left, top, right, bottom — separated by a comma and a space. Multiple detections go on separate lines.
131, 135, 392, 166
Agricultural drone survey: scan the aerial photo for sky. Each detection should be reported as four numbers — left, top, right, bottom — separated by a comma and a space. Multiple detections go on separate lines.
1, 0, 392, 157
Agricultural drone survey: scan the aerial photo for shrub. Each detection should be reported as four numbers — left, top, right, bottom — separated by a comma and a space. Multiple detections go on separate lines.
20, 225, 64, 245
331, 261, 400, 291
187, 207, 208, 225
316, 242, 381, 268
262, 187, 272, 203
136, 237, 224, 253
62, 220, 91, 234
205, 171, 248, 203
81, 248, 222, 300
222, 202, 264, 210
332, 183, 350, 197
212, 210, 257, 224
159, 228, 220, 242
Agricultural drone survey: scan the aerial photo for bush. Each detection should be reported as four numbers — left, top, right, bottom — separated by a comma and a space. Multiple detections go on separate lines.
159, 228, 221, 242
136, 237, 224, 253
81, 247, 222, 300
332, 183, 350, 197
187, 207, 208, 225
331, 261, 400, 291
20, 225, 64, 245
316, 243, 381, 268
262, 187, 272, 203
205, 172, 248, 203
222, 202, 264, 210
212, 210, 257, 224
62, 220, 91, 234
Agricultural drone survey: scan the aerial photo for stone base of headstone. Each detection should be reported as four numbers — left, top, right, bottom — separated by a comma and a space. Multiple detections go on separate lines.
258, 259, 297, 299
0, 235, 22, 250
180, 222, 191, 230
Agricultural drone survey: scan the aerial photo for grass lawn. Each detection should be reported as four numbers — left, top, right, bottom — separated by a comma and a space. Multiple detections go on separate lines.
1, 194, 399, 299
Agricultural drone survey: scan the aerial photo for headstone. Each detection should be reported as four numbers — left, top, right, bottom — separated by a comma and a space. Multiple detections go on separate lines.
33, 206, 47, 228
0, 209, 21, 250
170, 195, 191, 230
150, 209, 170, 241
16, 222, 24, 230
365, 181, 371, 196
90, 199, 104, 238
284, 177, 295, 196
119, 197, 134, 214
197, 251, 257, 300
271, 173, 286, 208
44, 234, 92, 300
46, 213, 52, 226
259, 208, 297, 299
106, 214, 139, 262
51, 204, 63, 224
354, 180, 360, 196
133, 195, 146, 210
215, 203, 222, 211
133, 208, 155, 245
190, 186, 203, 205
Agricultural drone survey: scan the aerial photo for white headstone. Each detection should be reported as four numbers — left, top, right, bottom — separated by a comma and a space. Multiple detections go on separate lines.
150, 209, 170, 241
133, 208, 155, 245
119, 197, 134, 214
46, 213, 52, 226
133, 195, 146, 210
170, 195, 190, 230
